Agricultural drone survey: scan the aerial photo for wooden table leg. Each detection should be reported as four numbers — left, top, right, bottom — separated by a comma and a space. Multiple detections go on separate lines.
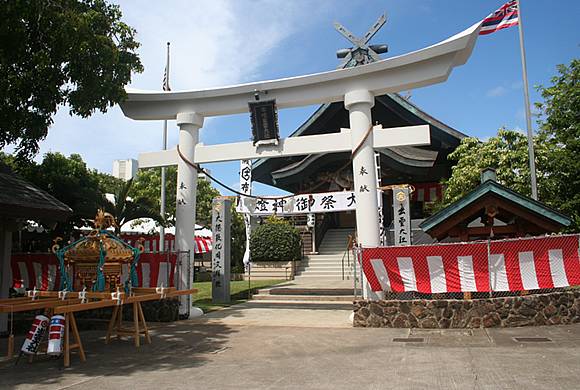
105, 305, 119, 345
133, 303, 139, 347
117, 304, 123, 342
7, 335, 14, 359
137, 302, 151, 344
69, 313, 86, 362
64, 312, 70, 367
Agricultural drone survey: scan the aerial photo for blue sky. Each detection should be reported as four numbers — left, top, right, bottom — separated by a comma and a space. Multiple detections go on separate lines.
6, 0, 579, 196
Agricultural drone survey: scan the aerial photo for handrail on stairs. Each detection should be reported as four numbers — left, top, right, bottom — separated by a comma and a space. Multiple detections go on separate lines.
341, 234, 356, 280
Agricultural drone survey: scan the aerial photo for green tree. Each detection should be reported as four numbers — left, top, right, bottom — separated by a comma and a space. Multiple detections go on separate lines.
8, 152, 103, 231
0, 151, 126, 238
130, 167, 177, 224
0, 0, 143, 160
92, 170, 125, 194
196, 179, 221, 228
250, 221, 301, 262
229, 203, 246, 267
439, 128, 548, 208
536, 59, 580, 232
130, 167, 221, 228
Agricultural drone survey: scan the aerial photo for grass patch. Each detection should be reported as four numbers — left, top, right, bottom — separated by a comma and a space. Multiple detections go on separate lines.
192, 279, 285, 313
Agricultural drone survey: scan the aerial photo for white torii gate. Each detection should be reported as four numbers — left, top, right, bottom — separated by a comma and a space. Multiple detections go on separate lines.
121, 22, 481, 298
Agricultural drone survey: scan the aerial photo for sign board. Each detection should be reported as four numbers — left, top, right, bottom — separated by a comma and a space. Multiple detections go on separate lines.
248, 99, 280, 146
393, 187, 411, 246
239, 159, 252, 196
212, 198, 231, 302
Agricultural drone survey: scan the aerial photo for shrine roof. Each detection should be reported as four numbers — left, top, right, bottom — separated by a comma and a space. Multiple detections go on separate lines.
420, 179, 572, 238
252, 93, 468, 192
0, 163, 72, 228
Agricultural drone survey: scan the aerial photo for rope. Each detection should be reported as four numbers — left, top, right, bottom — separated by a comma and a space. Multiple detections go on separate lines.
378, 184, 416, 194
176, 124, 375, 201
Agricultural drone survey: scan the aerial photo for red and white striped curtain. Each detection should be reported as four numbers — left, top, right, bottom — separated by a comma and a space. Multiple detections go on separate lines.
121, 234, 213, 254
194, 237, 212, 254
410, 183, 445, 203
362, 235, 580, 293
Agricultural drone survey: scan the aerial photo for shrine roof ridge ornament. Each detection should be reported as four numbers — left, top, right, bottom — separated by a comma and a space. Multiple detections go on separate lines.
121, 22, 482, 121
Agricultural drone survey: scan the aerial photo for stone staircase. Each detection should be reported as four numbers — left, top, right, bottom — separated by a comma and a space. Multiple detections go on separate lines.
295, 228, 356, 279
252, 228, 357, 303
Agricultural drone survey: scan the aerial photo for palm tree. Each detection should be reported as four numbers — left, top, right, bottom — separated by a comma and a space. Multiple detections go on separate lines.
101, 179, 165, 236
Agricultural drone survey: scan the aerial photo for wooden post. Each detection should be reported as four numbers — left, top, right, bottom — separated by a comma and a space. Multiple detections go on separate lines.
63, 312, 86, 367
7, 334, 14, 359
105, 302, 151, 347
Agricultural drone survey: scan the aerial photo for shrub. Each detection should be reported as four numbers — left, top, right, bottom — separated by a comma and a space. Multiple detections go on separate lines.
250, 222, 301, 262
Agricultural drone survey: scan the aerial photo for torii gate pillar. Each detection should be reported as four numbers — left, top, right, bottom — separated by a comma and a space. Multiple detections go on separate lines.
345, 90, 379, 247
175, 113, 203, 290
345, 90, 384, 300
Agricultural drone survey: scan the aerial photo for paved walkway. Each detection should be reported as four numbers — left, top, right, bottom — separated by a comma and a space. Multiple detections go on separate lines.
3, 297, 580, 389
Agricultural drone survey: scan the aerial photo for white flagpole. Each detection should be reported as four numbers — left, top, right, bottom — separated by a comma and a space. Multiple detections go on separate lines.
160, 42, 170, 251
516, 0, 538, 200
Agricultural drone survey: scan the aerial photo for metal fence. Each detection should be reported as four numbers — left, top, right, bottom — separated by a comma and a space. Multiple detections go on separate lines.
356, 234, 580, 300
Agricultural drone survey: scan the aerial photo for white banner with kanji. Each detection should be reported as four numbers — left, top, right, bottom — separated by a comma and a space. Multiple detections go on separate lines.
236, 191, 357, 214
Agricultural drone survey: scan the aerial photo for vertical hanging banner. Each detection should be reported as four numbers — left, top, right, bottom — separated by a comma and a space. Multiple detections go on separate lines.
375, 151, 387, 246
393, 187, 411, 246
212, 198, 231, 302
248, 99, 280, 146
240, 159, 253, 272
240, 160, 252, 196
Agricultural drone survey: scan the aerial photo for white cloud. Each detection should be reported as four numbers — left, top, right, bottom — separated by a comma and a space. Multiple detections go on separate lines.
486, 86, 508, 98
511, 80, 524, 90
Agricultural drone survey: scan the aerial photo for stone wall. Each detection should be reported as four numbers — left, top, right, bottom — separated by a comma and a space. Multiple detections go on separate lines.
244, 260, 297, 281
353, 291, 580, 328
73, 297, 180, 322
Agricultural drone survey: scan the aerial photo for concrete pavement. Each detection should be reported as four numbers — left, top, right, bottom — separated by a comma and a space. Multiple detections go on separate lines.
3, 298, 580, 389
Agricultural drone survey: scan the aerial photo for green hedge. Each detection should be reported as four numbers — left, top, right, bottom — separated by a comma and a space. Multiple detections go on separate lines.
250, 222, 301, 262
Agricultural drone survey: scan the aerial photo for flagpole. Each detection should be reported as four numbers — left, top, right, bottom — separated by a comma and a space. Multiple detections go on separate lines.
160, 42, 170, 251
516, 0, 538, 200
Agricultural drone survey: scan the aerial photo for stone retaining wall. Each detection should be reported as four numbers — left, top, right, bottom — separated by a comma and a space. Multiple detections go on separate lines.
353, 291, 580, 328
73, 297, 180, 322
244, 260, 297, 281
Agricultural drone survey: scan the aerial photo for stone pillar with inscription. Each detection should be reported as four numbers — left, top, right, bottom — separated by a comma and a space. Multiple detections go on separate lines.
212, 198, 231, 302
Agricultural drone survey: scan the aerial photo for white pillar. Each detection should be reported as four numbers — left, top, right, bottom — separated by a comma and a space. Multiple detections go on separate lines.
345, 90, 385, 300
175, 113, 203, 309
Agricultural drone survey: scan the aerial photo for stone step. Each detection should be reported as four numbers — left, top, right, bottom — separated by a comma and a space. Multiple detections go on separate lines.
259, 287, 354, 296
294, 228, 355, 280
246, 300, 354, 309
252, 294, 354, 302
299, 261, 346, 266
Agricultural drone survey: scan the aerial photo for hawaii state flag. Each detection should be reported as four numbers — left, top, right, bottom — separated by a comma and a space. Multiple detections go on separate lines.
480, 1, 519, 35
